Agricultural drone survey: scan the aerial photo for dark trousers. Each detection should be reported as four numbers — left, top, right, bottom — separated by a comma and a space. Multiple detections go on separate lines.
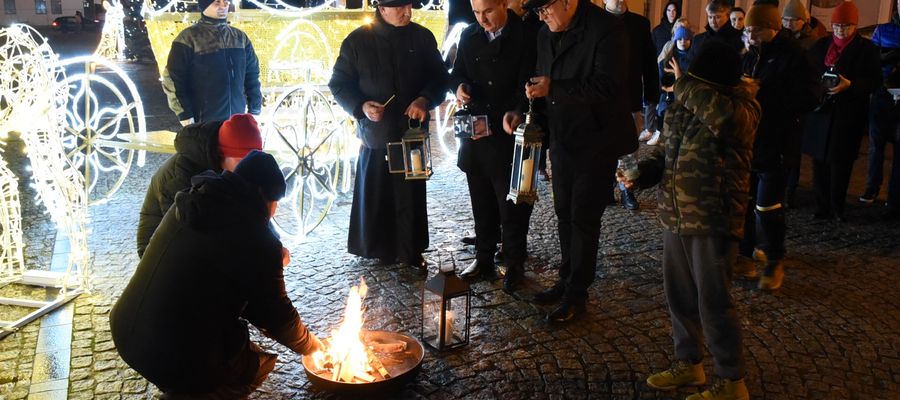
663, 231, 745, 380
812, 158, 855, 217
348, 147, 428, 263
643, 102, 658, 132
550, 150, 616, 302
466, 171, 533, 273
160, 343, 277, 400
867, 91, 900, 208
740, 170, 786, 260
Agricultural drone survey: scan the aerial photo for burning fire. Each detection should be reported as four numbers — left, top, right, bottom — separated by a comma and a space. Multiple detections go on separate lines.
310, 278, 385, 383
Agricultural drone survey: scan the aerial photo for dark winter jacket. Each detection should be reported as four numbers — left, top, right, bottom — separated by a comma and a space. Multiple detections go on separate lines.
111, 171, 316, 394
137, 121, 224, 257
742, 29, 822, 171
804, 34, 882, 162
329, 16, 449, 149
616, 10, 660, 111
449, 10, 537, 176
872, 15, 900, 80
161, 16, 262, 123
535, 0, 637, 168
689, 23, 744, 60
792, 23, 825, 51
636, 77, 761, 239
651, 1, 680, 54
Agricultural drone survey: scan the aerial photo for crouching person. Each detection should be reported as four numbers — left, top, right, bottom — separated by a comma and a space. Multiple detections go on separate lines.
618, 41, 760, 400
111, 150, 323, 399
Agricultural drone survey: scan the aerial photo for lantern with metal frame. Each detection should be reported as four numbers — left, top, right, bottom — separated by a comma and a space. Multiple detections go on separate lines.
421, 260, 471, 351
452, 103, 491, 140
506, 100, 544, 204
387, 119, 433, 180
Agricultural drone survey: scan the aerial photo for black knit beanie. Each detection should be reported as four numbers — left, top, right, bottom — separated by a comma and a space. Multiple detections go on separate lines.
197, 0, 214, 12
687, 40, 743, 87
234, 150, 286, 202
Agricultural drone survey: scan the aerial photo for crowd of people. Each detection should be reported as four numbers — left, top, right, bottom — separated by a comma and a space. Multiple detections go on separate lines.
107, 0, 900, 398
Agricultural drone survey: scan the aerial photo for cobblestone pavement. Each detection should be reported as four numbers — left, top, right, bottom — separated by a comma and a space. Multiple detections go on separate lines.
2, 57, 900, 400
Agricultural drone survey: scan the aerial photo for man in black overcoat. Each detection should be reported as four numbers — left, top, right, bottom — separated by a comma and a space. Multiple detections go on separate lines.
329, 0, 449, 268
523, 0, 636, 323
450, 0, 537, 293
111, 151, 322, 398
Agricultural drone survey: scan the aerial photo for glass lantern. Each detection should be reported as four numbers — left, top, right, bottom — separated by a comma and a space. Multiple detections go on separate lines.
421, 266, 471, 351
507, 102, 544, 204
387, 119, 433, 180
453, 104, 491, 140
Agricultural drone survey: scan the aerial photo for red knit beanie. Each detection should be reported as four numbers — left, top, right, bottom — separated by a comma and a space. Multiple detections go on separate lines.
218, 114, 262, 158
831, 1, 859, 25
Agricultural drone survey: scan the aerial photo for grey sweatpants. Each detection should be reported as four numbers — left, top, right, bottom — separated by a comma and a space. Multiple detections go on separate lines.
663, 230, 745, 380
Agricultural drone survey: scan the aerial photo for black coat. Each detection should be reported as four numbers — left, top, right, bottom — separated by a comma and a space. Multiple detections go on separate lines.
137, 121, 224, 257
804, 35, 882, 162
534, 0, 637, 168
619, 11, 660, 110
329, 17, 449, 149
112, 171, 316, 394
689, 23, 744, 60
742, 29, 822, 171
651, 1, 680, 54
449, 11, 536, 176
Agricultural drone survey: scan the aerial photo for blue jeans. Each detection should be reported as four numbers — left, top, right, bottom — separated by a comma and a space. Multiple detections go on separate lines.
740, 170, 786, 260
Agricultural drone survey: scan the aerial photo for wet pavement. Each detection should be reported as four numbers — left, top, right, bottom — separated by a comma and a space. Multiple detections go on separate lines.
1, 31, 899, 400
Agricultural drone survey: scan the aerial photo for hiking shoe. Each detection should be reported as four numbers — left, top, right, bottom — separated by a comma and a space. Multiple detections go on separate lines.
686, 377, 749, 400
646, 130, 662, 146
638, 129, 653, 141
646, 361, 706, 391
858, 191, 876, 204
758, 260, 784, 291
732, 255, 758, 281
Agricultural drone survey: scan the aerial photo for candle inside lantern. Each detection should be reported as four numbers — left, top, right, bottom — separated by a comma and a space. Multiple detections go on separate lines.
442, 310, 454, 343
410, 149, 424, 174
519, 157, 534, 193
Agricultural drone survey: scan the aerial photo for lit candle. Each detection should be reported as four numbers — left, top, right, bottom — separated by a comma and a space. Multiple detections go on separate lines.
442, 310, 454, 343
410, 149, 423, 174
519, 158, 534, 193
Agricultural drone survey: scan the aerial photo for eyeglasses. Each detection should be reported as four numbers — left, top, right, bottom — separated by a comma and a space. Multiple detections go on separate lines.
535, 0, 560, 16
832, 23, 854, 29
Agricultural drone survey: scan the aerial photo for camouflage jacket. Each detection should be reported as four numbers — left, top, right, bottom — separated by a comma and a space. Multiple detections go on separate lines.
636, 76, 761, 239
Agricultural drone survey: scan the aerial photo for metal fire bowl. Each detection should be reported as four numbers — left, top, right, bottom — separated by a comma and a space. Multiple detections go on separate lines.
302, 330, 425, 395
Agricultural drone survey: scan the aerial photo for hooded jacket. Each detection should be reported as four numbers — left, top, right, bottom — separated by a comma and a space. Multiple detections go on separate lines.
636, 76, 761, 239
651, 0, 680, 54
137, 121, 223, 257
112, 171, 315, 394
871, 12, 900, 79
161, 16, 262, 122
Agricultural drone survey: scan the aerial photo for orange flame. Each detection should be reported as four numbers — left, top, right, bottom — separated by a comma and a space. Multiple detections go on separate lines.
310, 277, 372, 382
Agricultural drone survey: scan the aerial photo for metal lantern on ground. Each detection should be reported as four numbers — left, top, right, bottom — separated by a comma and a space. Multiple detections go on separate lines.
453, 103, 491, 140
507, 101, 544, 204
387, 119, 433, 180
421, 265, 471, 351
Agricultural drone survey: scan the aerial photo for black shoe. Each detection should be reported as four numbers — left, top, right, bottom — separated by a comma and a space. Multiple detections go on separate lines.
460, 259, 498, 281
461, 236, 476, 246
813, 209, 831, 220
400, 255, 427, 270
546, 301, 586, 324
532, 283, 565, 305
620, 185, 639, 211
503, 271, 523, 294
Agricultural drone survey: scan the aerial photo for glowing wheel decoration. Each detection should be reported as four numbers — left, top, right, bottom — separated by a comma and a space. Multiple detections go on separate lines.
264, 85, 347, 241
56, 56, 146, 205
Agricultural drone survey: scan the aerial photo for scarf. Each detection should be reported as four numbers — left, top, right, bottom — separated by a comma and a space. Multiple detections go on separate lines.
825, 33, 855, 67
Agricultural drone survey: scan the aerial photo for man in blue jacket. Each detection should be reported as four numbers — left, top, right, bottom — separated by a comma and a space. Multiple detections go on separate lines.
861, 0, 900, 221
162, 0, 262, 125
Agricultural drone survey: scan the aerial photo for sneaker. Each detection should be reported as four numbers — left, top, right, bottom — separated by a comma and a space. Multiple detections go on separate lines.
758, 260, 784, 291
685, 377, 749, 400
858, 191, 877, 204
732, 255, 758, 281
638, 129, 653, 141
646, 360, 706, 390
646, 130, 662, 146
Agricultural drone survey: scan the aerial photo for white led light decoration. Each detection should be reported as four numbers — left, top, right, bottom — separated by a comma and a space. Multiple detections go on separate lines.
95, 0, 127, 60
0, 149, 25, 285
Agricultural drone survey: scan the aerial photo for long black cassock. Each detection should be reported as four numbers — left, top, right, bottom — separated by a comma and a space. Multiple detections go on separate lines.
329, 15, 448, 264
